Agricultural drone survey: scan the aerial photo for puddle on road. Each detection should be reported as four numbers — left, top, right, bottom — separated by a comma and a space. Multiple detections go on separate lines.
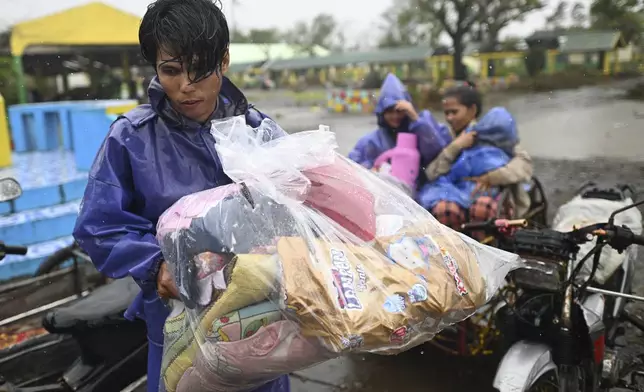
291, 347, 498, 392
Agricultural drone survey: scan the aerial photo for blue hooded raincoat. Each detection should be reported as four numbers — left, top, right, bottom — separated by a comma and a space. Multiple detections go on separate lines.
348, 74, 448, 171
73, 77, 289, 392
417, 107, 519, 210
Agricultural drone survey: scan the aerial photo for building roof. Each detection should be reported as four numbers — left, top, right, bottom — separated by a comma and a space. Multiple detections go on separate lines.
10, 2, 141, 56
266, 46, 432, 71
559, 31, 625, 52
525, 29, 625, 52
228, 61, 264, 73
228, 43, 329, 65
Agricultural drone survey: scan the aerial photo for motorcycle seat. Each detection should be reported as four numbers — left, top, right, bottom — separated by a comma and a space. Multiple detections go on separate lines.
43, 277, 140, 334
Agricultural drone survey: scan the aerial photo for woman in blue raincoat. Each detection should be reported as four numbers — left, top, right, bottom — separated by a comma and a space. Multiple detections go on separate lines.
421, 84, 533, 230
348, 74, 446, 177
72, 1, 288, 391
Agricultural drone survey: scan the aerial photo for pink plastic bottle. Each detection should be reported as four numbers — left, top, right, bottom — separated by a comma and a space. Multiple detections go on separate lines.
373, 133, 421, 188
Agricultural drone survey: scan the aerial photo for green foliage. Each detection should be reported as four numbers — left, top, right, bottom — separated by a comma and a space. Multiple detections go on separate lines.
407, 0, 544, 80
377, 1, 442, 48
591, 0, 644, 43
231, 28, 283, 44
362, 70, 385, 89
284, 14, 342, 54
477, 0, 546, 46
0, 57, 18, 106
510, 68, 608, 92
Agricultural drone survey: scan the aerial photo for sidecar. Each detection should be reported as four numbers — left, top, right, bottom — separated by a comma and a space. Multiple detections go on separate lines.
428, 176, 549, 357
0, 254, 106, 384
496, 176, 549, 226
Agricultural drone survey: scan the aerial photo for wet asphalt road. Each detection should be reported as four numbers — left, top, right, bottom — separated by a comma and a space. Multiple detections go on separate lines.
254, 82, 644, 392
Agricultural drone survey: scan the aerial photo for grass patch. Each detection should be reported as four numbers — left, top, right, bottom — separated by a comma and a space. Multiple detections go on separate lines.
245, 89, 328, 107
508, 69, 611, 92
286, 89, 327, 105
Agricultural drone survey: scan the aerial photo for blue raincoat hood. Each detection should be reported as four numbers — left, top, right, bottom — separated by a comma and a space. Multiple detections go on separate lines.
417, 107, 518, 210
375, 73, 412, 114
375, 73, 417, 136
348, 73, 449, 176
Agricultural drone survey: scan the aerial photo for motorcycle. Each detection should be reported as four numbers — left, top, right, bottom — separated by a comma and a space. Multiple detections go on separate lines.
0, 178, 148, 392
462, 192, 644, 391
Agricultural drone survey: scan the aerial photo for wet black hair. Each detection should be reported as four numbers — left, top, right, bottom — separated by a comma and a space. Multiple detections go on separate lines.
442, 81, 483, 118
139, 0, 230, 83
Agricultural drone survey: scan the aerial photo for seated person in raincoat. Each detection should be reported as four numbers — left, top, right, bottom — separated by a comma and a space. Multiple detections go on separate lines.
420, 83, 533, 231
71, 0, 289, 391
348, 74, 446, 184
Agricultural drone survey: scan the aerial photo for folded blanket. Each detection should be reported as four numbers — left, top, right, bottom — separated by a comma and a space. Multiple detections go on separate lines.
176, 320, 329, 392
418, 107, 517, 210
162, 254, 282, 392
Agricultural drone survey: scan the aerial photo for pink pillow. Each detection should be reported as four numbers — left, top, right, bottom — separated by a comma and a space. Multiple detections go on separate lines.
303, 158, 376, 241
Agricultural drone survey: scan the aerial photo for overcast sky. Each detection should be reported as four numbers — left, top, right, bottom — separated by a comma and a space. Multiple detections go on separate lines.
1, 0, 592, 47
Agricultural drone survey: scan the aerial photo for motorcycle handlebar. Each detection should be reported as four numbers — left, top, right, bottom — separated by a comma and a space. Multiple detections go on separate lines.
632, 234, 644, 246
461, 219, 527, 233
0, 244, 28, 255
462, 218, 644, 253
596, 225, 644, 251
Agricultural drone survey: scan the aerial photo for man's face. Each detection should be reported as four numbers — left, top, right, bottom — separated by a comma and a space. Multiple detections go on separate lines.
156, 49, 230, 123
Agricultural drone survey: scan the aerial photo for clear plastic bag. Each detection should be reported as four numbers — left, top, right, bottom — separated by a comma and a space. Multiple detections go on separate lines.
156, 116, 522, 392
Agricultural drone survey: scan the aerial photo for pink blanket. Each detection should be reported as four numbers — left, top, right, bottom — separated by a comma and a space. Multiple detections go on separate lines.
176, 321, 330, 392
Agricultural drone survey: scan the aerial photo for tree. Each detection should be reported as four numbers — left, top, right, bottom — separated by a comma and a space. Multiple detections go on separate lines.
546, 1, 569, 29
475, 0, 545, 50
247, 28, 282, 44
525, 47, 546, 76
570, 2, 587, 27
591, 0, 644, 42
499, 36, 522, 51
230, 29, 250, 43
332, 30, 347, 52
231, 28, 282, 44
378, 1, 442, 48
410, 0, 481, 80
285, 14, 340, 55
410, 0, 542, 79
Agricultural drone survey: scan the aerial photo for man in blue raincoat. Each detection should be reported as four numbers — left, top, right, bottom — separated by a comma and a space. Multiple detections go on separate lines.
348, 74, 447, 175
72, 1, 289, 391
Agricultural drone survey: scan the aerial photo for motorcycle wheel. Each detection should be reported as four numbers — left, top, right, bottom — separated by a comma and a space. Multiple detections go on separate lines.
527, 370, 558, 391
527, 364, 599, 392
34, 243, 78, 276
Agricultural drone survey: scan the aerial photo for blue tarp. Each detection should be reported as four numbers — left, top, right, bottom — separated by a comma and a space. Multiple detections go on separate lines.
418, 107, 517, 210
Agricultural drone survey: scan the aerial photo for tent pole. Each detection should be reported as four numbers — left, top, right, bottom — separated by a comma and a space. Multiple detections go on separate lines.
12, 56, 27, 104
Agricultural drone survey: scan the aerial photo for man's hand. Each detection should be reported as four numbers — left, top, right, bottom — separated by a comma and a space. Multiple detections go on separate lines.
394, 100, 419, 121
157, 261, 179, 299
454, 131, 477, 149
467, 173, 492, 196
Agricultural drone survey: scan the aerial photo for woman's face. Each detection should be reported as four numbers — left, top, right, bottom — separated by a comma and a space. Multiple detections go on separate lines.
383, 107, 405, 129
442, 96, 477, 133
156, 50, 230, 123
